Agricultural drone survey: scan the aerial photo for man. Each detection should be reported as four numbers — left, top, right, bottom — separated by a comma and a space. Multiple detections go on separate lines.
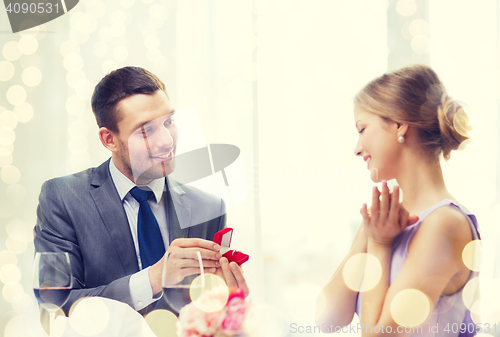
34, 66, 248, 315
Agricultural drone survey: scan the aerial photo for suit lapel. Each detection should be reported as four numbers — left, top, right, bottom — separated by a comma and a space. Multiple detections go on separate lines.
166, 177, 191, 242
90, 160, 139, 274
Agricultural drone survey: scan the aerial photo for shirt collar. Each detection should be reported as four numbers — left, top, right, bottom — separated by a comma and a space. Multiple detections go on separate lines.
109, 159, 165, 203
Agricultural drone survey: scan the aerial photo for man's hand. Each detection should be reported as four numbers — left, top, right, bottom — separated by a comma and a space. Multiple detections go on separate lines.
214, 257, 250, 298
149, 238, 221, 294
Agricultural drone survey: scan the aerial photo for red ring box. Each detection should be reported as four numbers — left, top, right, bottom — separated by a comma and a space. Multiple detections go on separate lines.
213, 228, 249, 265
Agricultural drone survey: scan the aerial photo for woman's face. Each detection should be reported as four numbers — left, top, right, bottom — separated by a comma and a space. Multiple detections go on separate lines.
353, 104, 402, 182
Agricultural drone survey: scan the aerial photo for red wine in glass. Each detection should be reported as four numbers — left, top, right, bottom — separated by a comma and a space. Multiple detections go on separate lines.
34, 287, 71, 308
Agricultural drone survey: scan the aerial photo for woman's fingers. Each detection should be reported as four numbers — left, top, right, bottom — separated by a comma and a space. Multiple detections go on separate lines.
379, 181, 390, 221
371, 186, 380, 220
360, 203, 370, 224
388, 186, 401, 224
399, 205, 409, 231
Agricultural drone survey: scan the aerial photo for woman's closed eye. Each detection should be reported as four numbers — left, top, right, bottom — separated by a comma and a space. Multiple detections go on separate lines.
359, 127, 365, 134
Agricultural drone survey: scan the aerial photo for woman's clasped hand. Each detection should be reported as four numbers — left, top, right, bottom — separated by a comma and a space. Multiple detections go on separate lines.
360, 182, 419, 247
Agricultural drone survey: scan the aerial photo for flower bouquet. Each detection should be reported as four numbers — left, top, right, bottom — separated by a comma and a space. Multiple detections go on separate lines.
177, 287, 249, 337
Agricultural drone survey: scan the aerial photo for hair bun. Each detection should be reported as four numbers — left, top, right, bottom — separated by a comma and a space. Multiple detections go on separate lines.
437, 94, 471, 160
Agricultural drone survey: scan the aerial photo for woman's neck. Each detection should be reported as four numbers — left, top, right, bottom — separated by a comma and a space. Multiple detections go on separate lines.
395, 151, 453, 215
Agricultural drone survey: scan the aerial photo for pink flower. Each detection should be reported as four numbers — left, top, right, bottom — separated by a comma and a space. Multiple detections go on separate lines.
177, 287, 250, 337
219, 297, 247, 334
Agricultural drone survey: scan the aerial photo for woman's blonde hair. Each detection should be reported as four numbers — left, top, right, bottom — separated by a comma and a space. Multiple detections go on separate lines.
354, 64, 471, 160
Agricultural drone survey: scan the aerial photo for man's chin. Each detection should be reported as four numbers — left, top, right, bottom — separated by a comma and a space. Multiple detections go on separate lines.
133, 163, 175, 183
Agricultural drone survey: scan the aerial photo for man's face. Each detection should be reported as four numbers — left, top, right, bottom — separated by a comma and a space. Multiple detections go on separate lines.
112, 90, 178, 185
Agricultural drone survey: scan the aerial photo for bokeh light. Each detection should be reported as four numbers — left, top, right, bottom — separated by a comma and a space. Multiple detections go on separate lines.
110, 22, 126, 37
19, 24, 40, 38
0, 250, 18, 268
11, 292, 34, 313
144, 36, 160, 50
70, 12, 92, 32
66, 96, 86, 115
142, 25, 157, 38
409, 19, 429, 37
102, 60, 117, 74
64, 53, 84, 71
0, 264, 22, 284
113, 46, 129, 61
6, 237, 27, 254
144, 310, 178, 337
462, 240, 482, 271
3, 41, 22, 61
85, 0, 106, 19
6, 184, 27, 204
60, 40, 81, 57
13, 102, 34, 122
390, 289, 430, 327
1, 165, 21, 184
22, 66, 42, 87
2, 282, 24, 303
68, 120, 89, 137
150, 4, 167, 20
0, 143, 14, 156
0, 61, 15, 81
190, 274, 229, 312
411, 35, 430, 54
94, 41, 108, 57
0, 127, 16, 146
69, 297, 110, 336
342, 253, 382, 292
149, 17, 165, 29
462, 277, 480, 310
7, 219, 32, 243
147, 49, 163, 63
70, 152, 92, 172
74, 79, 94, 99
18, 36, 39, 55
69, 29, 90, 45
396, 0, 417, 17
0, 110, 18, 129
4, 315, 21, 337
69, 136, 89, 153
6, 85, 27, 105
0, 155, 13, 167
98, 26, 113, 42
66, 70, 87, 88
120, 0, 135, 8
111, 10, 127, 23
453, 108, 471, 137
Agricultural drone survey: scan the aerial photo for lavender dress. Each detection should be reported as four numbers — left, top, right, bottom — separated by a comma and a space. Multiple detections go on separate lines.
355, 199, 480, 337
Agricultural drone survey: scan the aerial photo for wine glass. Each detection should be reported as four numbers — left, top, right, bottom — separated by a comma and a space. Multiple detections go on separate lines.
161, 251, 204, 313
162, 251, 229, 314
33, 252, 72, 336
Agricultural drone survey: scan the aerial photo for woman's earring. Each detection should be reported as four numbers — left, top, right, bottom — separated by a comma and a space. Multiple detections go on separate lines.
398, 134, 405, 144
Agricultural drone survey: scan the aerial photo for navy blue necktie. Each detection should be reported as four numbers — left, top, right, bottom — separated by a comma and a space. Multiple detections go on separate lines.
130, 186, 166, 268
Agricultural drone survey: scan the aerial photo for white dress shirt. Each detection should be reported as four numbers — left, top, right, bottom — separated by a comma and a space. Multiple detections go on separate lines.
109, 160, 169, 310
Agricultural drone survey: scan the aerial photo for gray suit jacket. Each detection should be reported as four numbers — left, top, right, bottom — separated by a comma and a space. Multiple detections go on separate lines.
34, 159, 226, 314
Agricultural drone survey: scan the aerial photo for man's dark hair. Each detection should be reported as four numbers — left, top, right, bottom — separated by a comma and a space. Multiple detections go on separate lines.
91, 66, 167, 133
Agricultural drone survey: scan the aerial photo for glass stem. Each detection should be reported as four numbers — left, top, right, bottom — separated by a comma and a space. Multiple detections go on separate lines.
48, 310, 56, 337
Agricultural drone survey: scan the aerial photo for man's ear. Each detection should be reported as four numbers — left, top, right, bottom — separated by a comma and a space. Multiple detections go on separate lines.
397, 123, 409, 137
98, 127, 119, 152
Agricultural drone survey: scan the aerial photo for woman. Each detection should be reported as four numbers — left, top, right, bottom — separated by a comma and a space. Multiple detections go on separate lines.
317, 65, 480, 336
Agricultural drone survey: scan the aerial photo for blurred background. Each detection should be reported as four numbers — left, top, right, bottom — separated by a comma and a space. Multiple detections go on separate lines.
0, 0, 499, 336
